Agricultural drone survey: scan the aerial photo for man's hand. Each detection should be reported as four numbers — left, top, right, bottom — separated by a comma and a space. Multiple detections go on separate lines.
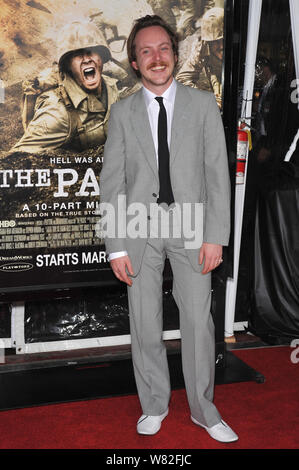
110, 255, 134, 286
199, 243, 223, 274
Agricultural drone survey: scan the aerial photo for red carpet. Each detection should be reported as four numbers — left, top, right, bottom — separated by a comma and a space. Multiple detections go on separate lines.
0, 346, 298, 449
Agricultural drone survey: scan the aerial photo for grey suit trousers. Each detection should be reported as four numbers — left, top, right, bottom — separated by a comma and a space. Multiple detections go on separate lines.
127, 213, 221, 428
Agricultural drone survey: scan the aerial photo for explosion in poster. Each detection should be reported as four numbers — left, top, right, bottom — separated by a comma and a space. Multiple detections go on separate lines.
0, 0, 225, 293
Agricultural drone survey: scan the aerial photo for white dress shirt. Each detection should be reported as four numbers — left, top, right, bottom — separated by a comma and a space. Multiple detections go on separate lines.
108, 79, 177, 261
143, 79, 177, 163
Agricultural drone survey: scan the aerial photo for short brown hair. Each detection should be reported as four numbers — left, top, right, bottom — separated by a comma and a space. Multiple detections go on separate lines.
127, 15, 179, 77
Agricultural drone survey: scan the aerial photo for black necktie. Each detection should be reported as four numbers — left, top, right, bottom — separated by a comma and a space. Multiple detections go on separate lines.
155, 97, 174, 206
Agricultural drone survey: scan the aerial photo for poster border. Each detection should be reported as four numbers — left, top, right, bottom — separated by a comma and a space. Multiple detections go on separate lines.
0, 1, 232, 298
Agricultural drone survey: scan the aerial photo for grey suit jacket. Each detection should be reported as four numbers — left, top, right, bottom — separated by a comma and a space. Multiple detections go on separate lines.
100, 80, 231, 275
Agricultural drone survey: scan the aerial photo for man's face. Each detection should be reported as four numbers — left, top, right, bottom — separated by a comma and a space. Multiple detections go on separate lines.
68, 48, 103, 93
255, 65, 272, 87
131, 25, 177, 94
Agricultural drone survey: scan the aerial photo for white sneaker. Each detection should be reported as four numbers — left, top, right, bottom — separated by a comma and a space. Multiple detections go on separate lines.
137, 409, 169, 435
191, 416, 238, 443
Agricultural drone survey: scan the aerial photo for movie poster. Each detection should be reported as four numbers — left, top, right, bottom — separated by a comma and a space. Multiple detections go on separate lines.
0, 0, 225, 293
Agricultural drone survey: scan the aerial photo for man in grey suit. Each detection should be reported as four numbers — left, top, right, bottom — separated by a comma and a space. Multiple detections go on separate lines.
100, 15, 238, 442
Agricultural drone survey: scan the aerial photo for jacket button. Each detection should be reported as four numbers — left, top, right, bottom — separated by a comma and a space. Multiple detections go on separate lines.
147, 216, 151, 220
152, 193, 157, 197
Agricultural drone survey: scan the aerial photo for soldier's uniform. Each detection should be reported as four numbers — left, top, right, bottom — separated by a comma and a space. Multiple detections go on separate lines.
11, 72, 119, 153
176, 7, 223, 106
10, 21, 119, 154
147, 0, 177, 31
176, 0, 215, 37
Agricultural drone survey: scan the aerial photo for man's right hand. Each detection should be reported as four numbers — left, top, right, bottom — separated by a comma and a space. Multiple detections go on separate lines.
110, 255, 134, 286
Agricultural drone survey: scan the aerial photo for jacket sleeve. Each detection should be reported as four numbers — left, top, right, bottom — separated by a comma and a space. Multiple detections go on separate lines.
99, 103, 127, 255
203, 93, 231, 246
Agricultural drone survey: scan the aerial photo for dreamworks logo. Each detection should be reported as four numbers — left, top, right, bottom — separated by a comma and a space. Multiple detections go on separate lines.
290, 339, 299, 364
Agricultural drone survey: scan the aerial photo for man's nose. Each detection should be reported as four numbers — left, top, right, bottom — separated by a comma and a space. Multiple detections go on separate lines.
153, 48, 162, 62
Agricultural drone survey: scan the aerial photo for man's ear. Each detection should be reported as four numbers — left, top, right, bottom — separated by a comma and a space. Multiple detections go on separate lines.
131, 60, 139, 71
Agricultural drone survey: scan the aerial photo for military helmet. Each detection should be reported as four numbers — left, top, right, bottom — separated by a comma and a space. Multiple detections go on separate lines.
57, 20, 111, 70
201, 7, 224, 42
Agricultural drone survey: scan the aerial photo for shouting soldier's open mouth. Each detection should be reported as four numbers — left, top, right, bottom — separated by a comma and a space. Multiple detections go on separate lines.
83, 66, 96, 81
81, 63, 101, 91
82, 65, 97, 82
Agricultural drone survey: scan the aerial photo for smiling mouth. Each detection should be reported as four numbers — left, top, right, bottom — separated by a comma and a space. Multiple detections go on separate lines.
148, 62, 168, 72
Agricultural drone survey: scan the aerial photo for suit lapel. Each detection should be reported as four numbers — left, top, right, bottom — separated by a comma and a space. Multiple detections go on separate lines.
129, 82, 191, 176
130, 88, 158, 181
170, 81, 192, 165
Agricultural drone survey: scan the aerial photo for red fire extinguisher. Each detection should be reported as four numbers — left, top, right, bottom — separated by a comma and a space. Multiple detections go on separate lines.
236, 123, 250, 184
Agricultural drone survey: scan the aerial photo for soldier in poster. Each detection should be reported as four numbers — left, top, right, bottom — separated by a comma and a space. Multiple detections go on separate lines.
176, 7, 224, 107
9, 20, 120, 154
176, 0, 216, 37
0, 0, 225, 156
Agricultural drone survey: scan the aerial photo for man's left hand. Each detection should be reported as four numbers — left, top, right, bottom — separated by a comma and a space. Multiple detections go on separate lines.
199, 243, 223, 274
